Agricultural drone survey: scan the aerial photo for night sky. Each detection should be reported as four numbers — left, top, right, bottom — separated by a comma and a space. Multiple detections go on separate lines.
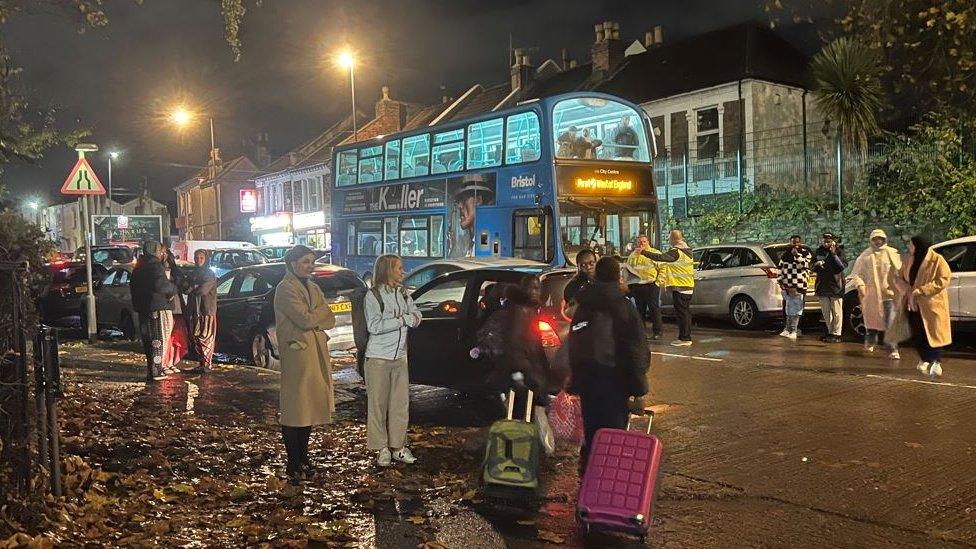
1, 0, 819, 210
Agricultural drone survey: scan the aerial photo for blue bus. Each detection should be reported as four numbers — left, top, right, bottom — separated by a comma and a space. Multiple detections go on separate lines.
331, 92, 659, 278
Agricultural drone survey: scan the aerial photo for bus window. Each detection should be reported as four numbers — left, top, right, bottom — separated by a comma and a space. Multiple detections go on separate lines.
467, 118, 503, 169
384, 140, 401, 180
383, 217, 399, 254
432, 129, 465, 174
402, 134, 430, 178
552, 97, 649, 162
348, 219, 382, 256
513, 208, 553, 262
337, 150, 358, 186
399, 217, 430, 257
505, 112, 541, 164
358, 145, 383, 184
430, 215, 444, 257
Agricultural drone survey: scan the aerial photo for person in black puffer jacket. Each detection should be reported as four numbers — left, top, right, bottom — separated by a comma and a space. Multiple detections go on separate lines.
130, 240, 177, 382
478, 276, 549, 393
568, 256, 650, 464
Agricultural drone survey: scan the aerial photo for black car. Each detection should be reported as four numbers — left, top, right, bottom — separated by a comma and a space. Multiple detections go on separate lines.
74, 245, 136, 268
406, 266, 575, 393
213, 263, 364, 368
38, 260, 109, 324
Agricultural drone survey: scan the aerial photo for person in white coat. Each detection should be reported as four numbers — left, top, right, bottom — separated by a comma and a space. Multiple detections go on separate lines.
851, 229, 903, 360
364, 254, 423, 467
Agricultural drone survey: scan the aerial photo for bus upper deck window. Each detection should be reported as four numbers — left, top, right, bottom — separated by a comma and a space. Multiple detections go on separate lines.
402, 134, 430, 178
336, 150, 358, 186
384, 140, 401, 180
467, 118, 503, 170
505, 112, 541, 165
552, 98, 649, 162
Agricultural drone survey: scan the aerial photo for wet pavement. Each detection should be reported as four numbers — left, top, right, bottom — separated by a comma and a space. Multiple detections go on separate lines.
47, 322, 976, 548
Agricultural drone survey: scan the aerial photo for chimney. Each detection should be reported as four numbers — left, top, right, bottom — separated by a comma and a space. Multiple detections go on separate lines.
374, 85, 406, 134
591, 20, 625, 75
646, 25, 663, 47
511, 48, 534, 91
561, 48, 570, 70
255, 132, 270, 169
569, 59, 578, 69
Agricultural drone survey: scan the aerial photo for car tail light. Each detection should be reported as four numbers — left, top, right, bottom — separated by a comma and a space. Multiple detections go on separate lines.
537, 319, 560, 348
311, 270, 337, 278
760, 266, 778, 279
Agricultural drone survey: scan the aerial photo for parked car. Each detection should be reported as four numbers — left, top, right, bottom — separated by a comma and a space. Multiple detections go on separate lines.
402, 257, 548, 292
844, 235, 976, 337
38, 260, 107, 324
405, 265, 574, 393
205, 248, 269, 277
659, 243, 820, 329
213, 263, 364, 369
74, 245, 136, 268
171, 240, 255, 262
259, 245, 332, 263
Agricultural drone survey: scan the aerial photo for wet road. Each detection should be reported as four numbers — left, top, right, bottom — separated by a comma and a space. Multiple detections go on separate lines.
56, 322, 976, 548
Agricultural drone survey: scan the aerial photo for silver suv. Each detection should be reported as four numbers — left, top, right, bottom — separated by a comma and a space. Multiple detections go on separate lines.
661, 242, 820, 329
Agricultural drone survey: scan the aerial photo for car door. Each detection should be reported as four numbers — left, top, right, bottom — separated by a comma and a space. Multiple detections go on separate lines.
935, 242, 976, 322
95, 269, 120, 325
223, 269, 275, 353
407, 272, 472, 387
213, 272, 240, 352
694, 247, 739, 315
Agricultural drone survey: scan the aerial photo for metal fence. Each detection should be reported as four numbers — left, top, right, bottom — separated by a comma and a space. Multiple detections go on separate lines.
0, 261, 31, 493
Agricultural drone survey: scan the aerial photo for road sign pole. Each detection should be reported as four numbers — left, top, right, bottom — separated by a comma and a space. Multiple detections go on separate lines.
81, 191, 97, 344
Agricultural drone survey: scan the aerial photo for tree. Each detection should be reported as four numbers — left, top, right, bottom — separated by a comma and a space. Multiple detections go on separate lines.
767, 0, 976, 115
810, 37, 885, 150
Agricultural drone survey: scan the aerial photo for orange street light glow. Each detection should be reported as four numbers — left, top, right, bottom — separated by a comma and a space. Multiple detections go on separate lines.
170, 107, 192, 127
337, 50, 355, 69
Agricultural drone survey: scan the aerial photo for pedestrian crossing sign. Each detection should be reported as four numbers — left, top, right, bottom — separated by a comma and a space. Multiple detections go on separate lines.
60, 157, 106, 195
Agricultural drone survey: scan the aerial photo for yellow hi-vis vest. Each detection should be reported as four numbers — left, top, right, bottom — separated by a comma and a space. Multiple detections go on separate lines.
627, 248, 663, 284
664, 248, 695, 289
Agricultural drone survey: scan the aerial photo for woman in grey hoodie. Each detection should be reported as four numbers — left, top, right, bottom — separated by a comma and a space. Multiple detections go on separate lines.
364, 254, 423, 467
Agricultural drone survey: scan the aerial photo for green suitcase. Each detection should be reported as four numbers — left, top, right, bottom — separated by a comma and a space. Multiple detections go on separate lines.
483, 389, 540, 490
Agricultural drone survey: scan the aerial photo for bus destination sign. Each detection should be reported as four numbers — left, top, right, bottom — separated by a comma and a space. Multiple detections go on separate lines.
555, 164, 652, 197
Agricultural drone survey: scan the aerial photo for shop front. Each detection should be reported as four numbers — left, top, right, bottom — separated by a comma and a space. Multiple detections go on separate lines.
249, 212, 293, 246
293, 210, 331, 249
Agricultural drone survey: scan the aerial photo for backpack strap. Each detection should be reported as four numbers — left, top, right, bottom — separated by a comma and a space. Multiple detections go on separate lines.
370, 286, 384, 313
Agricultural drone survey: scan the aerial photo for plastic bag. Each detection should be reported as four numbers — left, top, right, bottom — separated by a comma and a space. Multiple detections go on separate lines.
549, 391, 584, 445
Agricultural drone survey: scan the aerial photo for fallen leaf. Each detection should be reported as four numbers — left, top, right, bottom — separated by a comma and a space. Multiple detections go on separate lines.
537, 530, 564, 544
405, 516, 426, 525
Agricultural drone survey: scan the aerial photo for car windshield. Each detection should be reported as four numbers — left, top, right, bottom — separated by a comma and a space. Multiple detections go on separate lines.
764, 244, 813, 263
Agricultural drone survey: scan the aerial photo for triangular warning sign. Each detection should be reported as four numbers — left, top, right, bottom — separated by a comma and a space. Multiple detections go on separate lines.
61, 157, 106, 195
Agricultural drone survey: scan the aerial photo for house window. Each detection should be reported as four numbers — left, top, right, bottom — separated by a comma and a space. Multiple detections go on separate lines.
308, 176, 321, 211
282, 181, 293, 211
294, 179, 305, 212
270, 185, 279, 213
696, 107, 719, 159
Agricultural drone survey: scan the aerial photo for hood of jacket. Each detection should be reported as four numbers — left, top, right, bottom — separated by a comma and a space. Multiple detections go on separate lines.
575, 281, 626, 310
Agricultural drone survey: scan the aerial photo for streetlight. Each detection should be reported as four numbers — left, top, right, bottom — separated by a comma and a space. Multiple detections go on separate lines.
170, 105, 216, 153
27, 200, 39, 211
107, 151, 120, 214
336, 49, 357, 140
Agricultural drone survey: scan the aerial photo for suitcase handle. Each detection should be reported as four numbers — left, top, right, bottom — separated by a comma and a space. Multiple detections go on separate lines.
626, 410, 654, 434
505, 389, 534, 422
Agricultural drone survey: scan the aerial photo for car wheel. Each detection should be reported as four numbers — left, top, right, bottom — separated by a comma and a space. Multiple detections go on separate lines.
729, 295, 761, 330
120, 312, 137, 341
844, 292, 866, 339
250, 331, 279, 370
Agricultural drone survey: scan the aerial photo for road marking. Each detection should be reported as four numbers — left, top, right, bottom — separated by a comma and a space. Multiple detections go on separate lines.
864, 374, 976, 390
651, 351, 724, 362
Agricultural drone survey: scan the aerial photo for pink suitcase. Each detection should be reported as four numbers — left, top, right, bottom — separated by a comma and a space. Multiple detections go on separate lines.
577, 413, 662, 541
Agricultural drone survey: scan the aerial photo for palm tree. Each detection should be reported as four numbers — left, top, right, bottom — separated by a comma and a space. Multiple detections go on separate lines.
810, 37, 886, 150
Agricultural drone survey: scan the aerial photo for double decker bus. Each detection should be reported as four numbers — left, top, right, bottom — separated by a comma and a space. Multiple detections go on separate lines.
331, 92, 658, 277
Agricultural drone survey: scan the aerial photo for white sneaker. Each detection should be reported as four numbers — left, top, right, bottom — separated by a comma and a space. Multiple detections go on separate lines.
778, 330, 790, 337
916, 361, 931, 375
888, 350, 900, 360
392, 447, 417, 464
786, 332, 797, 340
377, 448, 392, 467
864, 344, 875, 352
670, 340, 692, 347
929, 362, 943, 378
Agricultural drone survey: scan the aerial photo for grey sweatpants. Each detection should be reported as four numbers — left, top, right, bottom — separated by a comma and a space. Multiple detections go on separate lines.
818, 296, 843, 336
365, 356, 410, 450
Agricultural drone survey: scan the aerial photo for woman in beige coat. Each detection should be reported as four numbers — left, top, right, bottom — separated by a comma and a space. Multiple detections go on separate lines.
274, 245, 336, 483
897, 236, 952, 378
850, 229, 902, 360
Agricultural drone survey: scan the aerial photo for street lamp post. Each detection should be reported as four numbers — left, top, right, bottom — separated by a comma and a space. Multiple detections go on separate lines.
108, 151, 120, 214
337, 50, 357, 140
170, 106, 220, 237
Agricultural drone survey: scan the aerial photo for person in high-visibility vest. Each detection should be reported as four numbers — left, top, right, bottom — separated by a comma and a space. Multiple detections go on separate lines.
626, 235, 666, 339
641, 229, 695, 347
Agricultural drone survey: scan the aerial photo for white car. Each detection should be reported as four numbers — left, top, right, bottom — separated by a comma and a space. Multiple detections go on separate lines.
845, 236, 976, 336
403, 257, 548, 292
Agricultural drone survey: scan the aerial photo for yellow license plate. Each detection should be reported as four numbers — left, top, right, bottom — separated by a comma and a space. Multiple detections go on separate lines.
808, 275, 817, 286
329, 301, 352, 313
75, 286, 87, 294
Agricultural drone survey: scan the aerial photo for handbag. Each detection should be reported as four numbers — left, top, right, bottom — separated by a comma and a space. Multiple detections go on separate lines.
887, 297, 911, 345
549, 391, 584, 445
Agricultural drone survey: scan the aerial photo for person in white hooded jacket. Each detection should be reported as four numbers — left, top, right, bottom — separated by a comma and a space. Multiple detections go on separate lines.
851, 229, 903, 360
364, 254, 423, 467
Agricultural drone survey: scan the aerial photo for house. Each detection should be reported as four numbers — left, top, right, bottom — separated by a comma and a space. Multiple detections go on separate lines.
175, 150, 259, 241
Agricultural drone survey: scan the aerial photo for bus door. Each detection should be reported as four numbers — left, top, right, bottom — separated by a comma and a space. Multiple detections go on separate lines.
513, 207, 554, 263
472, 208, 509, 258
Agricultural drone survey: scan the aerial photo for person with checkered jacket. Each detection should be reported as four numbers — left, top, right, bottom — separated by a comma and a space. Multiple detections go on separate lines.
777, 235, 813, 340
